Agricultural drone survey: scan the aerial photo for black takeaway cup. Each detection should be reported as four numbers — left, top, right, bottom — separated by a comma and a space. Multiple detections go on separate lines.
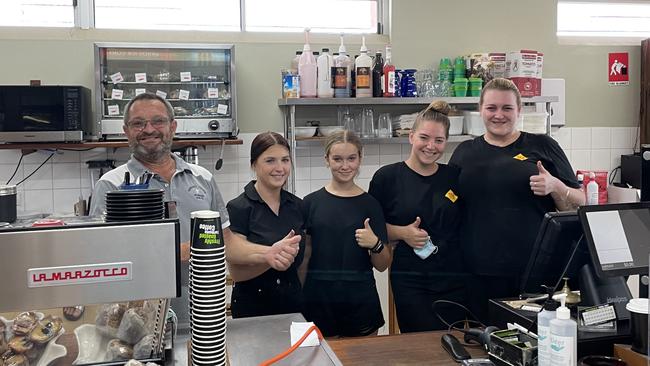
190, 210, 223, 250
626, 298, 649, 355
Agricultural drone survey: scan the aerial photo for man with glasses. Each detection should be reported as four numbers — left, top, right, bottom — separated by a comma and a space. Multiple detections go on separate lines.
89, 93, 300, 329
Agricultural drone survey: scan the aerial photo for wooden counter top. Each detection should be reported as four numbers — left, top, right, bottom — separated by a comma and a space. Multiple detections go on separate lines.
327, 331, 487, 366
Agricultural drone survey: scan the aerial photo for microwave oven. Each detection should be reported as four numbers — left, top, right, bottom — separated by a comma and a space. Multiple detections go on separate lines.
0, 85, 92, 143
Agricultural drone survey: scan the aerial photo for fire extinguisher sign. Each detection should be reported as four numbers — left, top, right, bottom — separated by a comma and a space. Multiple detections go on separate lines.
608, 52, 629, 86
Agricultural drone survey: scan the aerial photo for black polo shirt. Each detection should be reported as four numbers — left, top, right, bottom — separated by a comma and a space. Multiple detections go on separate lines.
226, 181, 306, 286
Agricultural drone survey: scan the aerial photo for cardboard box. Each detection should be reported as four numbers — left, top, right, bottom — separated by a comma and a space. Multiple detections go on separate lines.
613, 343, 649, 366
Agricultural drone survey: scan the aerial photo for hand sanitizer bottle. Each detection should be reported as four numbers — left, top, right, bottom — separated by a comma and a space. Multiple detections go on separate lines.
586, 172, 599, 205
537, 285, 558, 366
550, 295, 577, 366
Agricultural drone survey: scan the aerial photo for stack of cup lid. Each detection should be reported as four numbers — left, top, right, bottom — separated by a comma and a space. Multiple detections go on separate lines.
188, 210, 227, 365
104, 188, 164, 222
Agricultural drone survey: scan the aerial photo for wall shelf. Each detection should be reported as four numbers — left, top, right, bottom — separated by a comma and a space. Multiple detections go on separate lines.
278, 96, 558, 106
0, 138, 242, 153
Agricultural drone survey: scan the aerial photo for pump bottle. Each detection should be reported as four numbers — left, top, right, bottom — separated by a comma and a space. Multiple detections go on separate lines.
298, 29, 317, 98
537, 286, 558, 366
355, 35, 373, 97
333, 34, 351, 98
549, 295, 577, 366
586, 171, 599, 205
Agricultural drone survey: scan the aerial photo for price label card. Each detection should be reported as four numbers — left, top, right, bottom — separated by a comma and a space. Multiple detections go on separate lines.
180, 72, 192, 82
179, 89, 190, 100
156, 90, 167, 99
207, 88, 219, 98
110, 72, 124, 84
135, 88, 146, 96
111, 89, 124, 100
217, 104, 228, 115
135, 73, 147, 83
107, 105, 120, 116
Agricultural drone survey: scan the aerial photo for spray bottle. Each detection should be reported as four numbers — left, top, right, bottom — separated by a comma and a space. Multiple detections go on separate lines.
298, 28, 317, 98
549, 294, 577, 366
537, 285, 558, 366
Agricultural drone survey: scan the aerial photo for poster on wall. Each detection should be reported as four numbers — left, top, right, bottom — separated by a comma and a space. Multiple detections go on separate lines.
608, 52, 629, 86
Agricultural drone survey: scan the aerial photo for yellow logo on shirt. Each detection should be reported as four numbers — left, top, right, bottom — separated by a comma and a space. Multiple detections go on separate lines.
513, 153, 528, 161
445, 190, 458, 203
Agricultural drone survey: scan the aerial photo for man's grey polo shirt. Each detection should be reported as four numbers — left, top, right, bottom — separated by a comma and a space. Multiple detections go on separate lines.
89, 153, 230, 243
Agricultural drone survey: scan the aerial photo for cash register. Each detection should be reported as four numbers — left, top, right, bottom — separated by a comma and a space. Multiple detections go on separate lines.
489, 202, 650, 357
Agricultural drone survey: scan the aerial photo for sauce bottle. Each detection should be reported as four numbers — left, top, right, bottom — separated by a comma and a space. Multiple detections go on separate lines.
383, 45, 396, 97
355, 36, 373, 98
372, 51, 384, 97
332, 34, 351, 98
317, 48, 334, 98
298, 29, 317, 98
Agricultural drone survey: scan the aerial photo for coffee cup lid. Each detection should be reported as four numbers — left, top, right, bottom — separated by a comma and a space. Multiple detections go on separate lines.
191, 210, 220, 219
626, 298, 649, 314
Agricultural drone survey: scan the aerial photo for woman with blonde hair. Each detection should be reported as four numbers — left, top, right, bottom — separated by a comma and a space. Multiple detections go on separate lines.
449, 78, 583, 320
369, 100, 466, 332
301, 130, 391, 337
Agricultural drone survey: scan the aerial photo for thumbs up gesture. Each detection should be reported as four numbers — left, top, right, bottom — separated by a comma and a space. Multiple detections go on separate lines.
530, 161, 559, 196
402, 216, 429, 249
355, 218, 379, 249
265, 229, 301, 271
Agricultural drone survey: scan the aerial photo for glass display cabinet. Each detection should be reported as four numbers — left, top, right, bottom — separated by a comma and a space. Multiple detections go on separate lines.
94, 43, 237, 140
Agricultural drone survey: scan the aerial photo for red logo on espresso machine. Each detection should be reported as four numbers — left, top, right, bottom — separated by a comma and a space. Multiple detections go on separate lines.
27, 262, 133, 288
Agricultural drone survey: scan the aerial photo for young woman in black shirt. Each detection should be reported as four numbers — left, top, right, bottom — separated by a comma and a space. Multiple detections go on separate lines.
369, 101, 467, 332
448, 78, 584, 321
226, 132, 305, 318
301, 130, 391, 337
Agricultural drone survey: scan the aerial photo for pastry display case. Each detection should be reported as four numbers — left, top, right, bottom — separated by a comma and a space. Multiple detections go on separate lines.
0, 219, 180, 365
94, 43, 237, 140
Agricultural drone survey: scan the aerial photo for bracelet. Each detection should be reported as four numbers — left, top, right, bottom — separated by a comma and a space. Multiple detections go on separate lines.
370, 239, 384, 254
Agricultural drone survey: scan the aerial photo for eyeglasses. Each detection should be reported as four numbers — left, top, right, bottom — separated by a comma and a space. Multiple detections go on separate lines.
127, 117, 170, 131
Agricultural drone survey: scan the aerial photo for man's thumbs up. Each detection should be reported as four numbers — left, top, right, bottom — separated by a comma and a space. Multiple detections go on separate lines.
412, 216, 421, 228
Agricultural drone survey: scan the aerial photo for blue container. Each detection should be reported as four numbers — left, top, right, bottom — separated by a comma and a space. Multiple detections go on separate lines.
400, 69, 417, 97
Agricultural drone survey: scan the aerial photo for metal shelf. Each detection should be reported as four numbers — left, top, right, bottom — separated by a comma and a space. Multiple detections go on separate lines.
294, 135, 474, 146
103, 81, 227, 85
278, 96, 558, 106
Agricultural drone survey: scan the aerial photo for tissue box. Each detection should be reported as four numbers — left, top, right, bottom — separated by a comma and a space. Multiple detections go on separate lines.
607, 184, 640, 203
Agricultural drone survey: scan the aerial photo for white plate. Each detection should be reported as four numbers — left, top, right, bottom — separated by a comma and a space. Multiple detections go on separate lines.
0, 314, 66, 366
72, 324, 110, 365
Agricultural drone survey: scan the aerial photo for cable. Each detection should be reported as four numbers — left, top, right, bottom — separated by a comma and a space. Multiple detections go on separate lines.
259, 325, 323, 366
5, 153, 24, 185
14, 152, 55, 186
525, 234, 585, 333
609, 165, 621, 185
433, 299, 486, 331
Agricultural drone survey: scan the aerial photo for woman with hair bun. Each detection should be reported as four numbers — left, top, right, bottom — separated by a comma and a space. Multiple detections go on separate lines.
226, 132, 305, 318
369, 100, 467, 332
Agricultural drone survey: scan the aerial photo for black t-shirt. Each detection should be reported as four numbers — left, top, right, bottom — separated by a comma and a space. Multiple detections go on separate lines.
448, 132, 579, 276
369, 162, 463, 275
302, 187, 388, 281
226, 181, 305, 285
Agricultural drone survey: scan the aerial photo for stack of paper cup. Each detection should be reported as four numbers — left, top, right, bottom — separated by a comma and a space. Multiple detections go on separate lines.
188, 210, 227, 365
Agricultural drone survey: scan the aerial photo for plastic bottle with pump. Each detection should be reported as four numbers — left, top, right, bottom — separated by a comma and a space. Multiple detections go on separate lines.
549, 294, 577, 366
298, 28, 317, 98
537, 285, 558, 366
355, 35, 373, 97
317, 48, 334, 98
586, 171, 599, 205
332, 34, 351, 98
383, 45, 396, 97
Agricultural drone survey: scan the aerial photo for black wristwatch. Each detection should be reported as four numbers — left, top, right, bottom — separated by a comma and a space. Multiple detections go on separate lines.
370, 239, 384, 254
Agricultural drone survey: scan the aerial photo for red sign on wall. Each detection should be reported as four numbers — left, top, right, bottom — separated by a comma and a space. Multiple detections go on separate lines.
609, 52, 629, 85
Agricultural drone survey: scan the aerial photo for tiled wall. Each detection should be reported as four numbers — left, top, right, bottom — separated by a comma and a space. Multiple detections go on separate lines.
0, 127, 638, 216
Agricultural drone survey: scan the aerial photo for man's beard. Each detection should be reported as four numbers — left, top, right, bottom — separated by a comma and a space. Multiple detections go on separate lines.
130, 132, 173, 163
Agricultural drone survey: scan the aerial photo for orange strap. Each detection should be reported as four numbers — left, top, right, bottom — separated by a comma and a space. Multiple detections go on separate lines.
259, 325, 324, 366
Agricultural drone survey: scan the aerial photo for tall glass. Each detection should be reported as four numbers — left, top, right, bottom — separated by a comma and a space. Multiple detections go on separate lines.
360, 107, 375, 138
377, 113, 392, 138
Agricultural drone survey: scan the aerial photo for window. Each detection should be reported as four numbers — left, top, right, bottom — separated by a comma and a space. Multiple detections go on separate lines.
0, 0, 74, 27
558, 1, 650, 43
0, 0, 383, 34
244, 0, 378, 33
94, 0, 240, 31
